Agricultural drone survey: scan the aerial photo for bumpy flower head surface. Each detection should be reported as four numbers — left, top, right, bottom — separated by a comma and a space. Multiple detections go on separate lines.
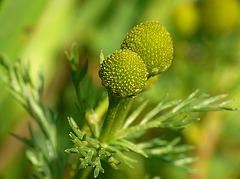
121, 21, 173, 77
99, 49, 147, 98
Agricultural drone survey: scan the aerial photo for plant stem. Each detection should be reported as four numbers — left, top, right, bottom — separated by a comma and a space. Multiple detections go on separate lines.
110, 98, 132, 139
99, 93, 132, 142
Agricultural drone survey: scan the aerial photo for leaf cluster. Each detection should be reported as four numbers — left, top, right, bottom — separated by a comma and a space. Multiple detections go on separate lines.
64, 45, 237, 178
0, 45, 237, 178
0, 54, 61, 178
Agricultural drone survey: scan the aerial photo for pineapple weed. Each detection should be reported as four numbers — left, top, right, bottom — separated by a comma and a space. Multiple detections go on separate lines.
0, 21, 237, 178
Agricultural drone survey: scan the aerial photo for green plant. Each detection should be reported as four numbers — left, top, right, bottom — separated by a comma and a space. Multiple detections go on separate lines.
0, 55, 61, 178
0, 21, 237, 179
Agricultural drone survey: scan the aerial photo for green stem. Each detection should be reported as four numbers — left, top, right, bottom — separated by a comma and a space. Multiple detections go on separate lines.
109, 98, 132, 139
99, 93, 133, 142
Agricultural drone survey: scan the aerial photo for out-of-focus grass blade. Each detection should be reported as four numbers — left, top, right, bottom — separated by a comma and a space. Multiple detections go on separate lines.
0, 0, 48, 58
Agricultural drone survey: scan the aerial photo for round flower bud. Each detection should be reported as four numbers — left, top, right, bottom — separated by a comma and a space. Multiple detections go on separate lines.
121, 21, 173, 77
99, 49, 147, 98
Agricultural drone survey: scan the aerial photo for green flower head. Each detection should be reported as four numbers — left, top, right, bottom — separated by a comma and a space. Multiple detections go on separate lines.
99, 49, 147, 98
121, 21, 173, 77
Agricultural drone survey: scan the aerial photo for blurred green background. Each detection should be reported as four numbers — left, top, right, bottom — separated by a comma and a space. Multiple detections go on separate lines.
0, 0, 240, 178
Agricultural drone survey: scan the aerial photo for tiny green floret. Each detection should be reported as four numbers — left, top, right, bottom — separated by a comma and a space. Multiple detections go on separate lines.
99, 49, 147, 98
121, 21, 173, 77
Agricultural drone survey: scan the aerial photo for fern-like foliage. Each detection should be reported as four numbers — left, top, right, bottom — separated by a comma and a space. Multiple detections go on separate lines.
65, 117, 120, 178
64, 44, 237, 178
117, 89, 236, 139
1, 44, 237, 179
0, 54, 62, 179
65, 89, 236, 177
